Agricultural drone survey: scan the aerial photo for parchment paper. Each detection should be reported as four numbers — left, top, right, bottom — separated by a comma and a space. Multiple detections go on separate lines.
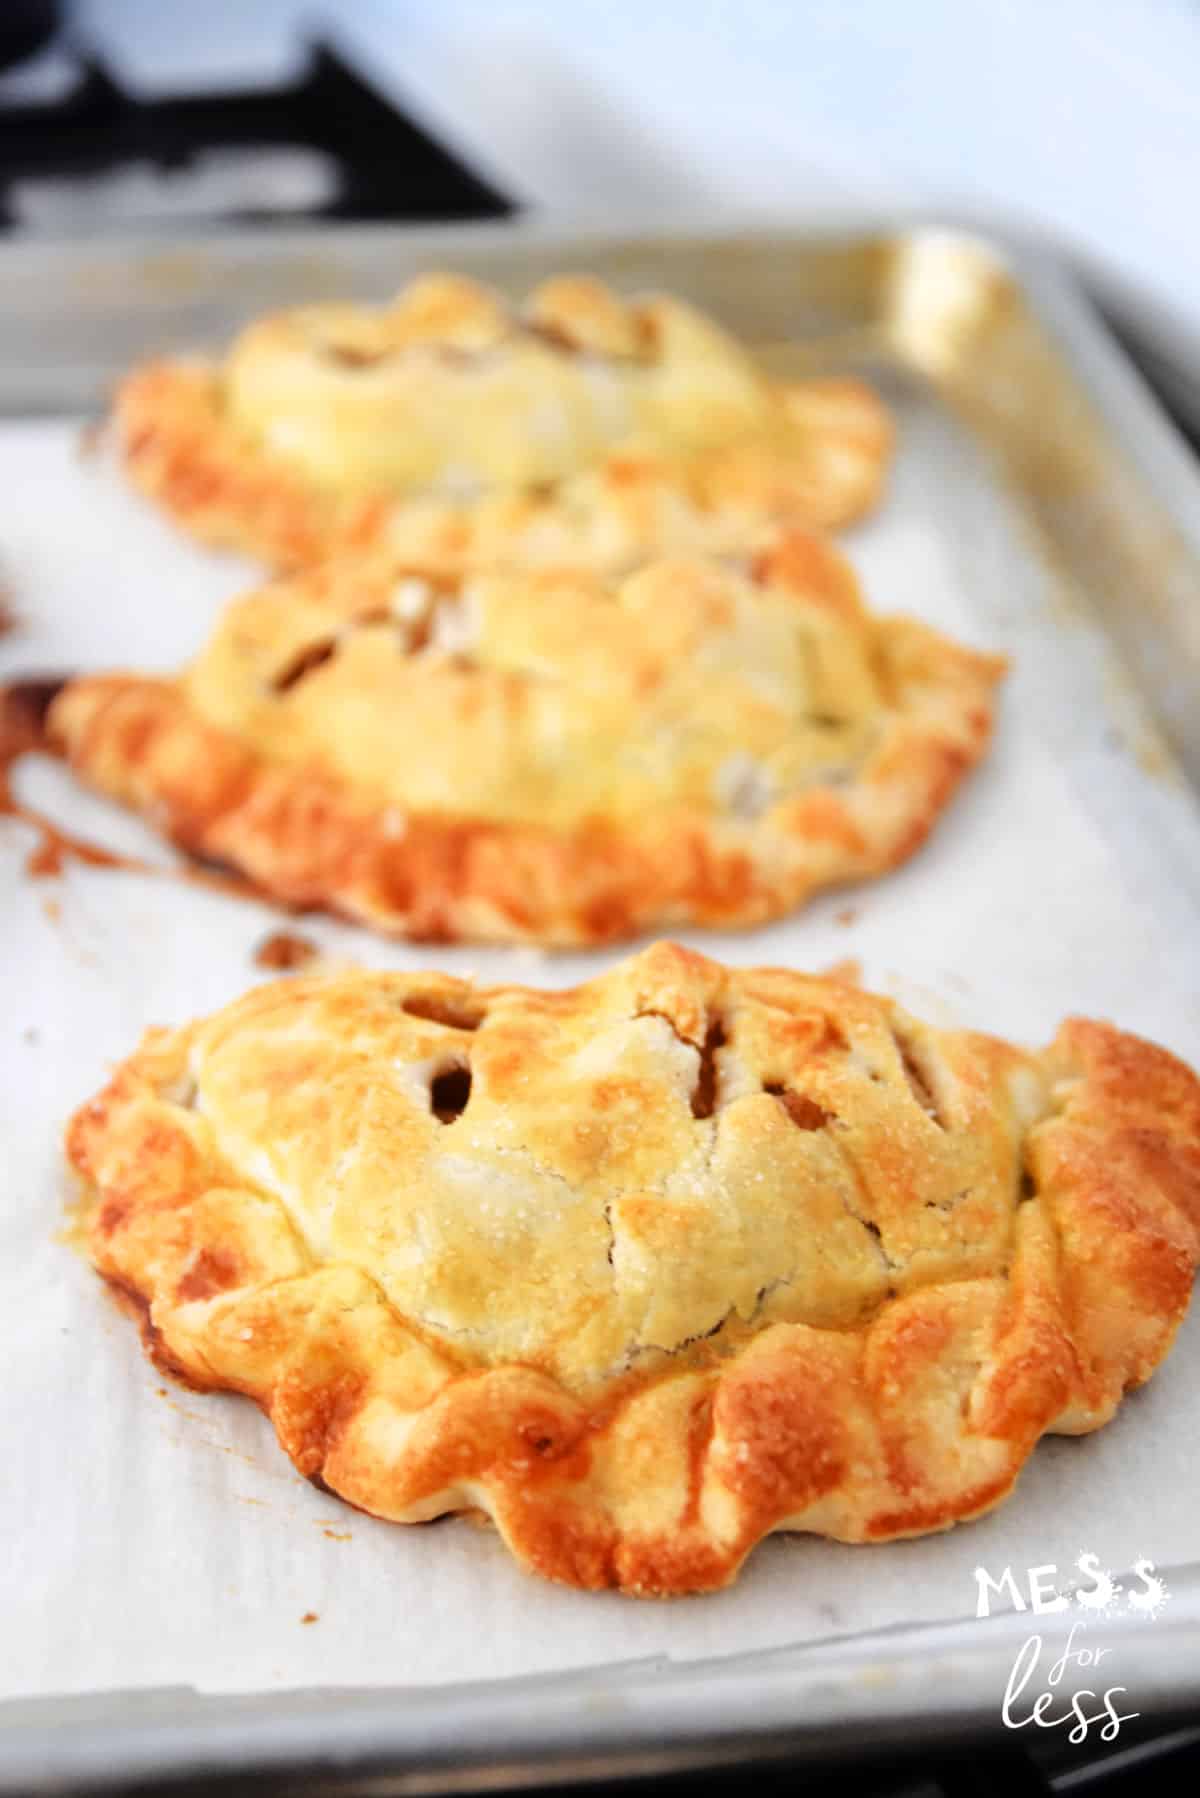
3, 389, 1199, 1702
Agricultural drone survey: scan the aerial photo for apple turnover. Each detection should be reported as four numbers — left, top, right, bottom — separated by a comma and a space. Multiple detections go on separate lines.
48, 533, 1003, 946
68, 941, 1200, 1595
113, 272, 892, 571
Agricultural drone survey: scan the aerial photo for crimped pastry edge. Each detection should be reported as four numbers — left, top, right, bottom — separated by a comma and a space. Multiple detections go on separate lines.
112, 358, 893, 575
47, 553, 1004, 947
65, 944, 1200, 1596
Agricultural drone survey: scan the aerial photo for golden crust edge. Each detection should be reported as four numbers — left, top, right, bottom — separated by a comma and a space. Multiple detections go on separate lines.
112, 359, 893, 573
64, 976, 1200, 1597
47, 612, 1004, 948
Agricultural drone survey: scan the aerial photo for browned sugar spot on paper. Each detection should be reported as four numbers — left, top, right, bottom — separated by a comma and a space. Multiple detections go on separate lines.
300, 1611, 319, 1625
254, 928, 320, 971
834, 906, 858, 927
0, 678, 283, 905
322, 1527, 352, 1541
1, 677, 149, 879
0, 675, 66, 759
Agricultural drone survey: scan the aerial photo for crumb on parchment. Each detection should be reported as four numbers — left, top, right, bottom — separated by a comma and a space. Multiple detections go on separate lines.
254, 929, 320, 971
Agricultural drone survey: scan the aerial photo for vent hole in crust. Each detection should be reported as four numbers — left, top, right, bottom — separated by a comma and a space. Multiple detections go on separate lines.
406, 608, 436, 655
399, 588, 480, 665
272, 639, 338, 694
816, 1014, 849, 1053
764, 1085, 832, 1131
402, 992, 486, 1031
691, 1017, 727, 1120
431, 1063, 472, 1124
323, 342, 389, 369
890, 1026, 946, 1129
525, 318, 579, 354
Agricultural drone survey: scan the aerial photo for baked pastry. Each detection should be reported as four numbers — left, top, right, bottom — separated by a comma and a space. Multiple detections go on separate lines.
67, 940, 1200, 1596
48, 532, 1004, 946
113, 271, 892, 571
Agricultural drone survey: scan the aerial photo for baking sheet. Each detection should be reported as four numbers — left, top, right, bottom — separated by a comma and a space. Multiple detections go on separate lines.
3, 250, 1200, 1710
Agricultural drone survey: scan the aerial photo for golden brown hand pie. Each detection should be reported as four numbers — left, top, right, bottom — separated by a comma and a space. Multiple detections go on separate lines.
48, 533, 1004, 946
113, 271, 892, 571
68, 941, 1200, 1596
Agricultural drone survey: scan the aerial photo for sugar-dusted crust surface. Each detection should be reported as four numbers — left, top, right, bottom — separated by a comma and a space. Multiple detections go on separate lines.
67, 941, 1200, 1595
113, 271, 892, 572
48, 533, 1004, 947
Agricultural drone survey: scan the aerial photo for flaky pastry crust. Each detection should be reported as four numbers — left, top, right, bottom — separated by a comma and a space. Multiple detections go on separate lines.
67, 942, 1200, 1595
48, 533, 1004, 946
112, 271, 892, 572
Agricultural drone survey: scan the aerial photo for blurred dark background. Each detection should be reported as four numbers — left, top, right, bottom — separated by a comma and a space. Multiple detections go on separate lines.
1, 1, 1196, 440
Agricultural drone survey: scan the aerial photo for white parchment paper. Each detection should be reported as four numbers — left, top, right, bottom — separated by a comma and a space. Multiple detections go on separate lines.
2, 391, 1199, 1702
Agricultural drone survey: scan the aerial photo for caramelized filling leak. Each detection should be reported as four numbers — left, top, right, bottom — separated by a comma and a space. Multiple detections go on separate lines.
0, 678, 267, 900
0, 675, 66, 754
0, 677, 135, 877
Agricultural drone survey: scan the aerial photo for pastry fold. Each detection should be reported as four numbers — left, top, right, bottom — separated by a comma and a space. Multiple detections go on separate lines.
114, 272, 892, 572
50, 533, 1003, 945
68, 941, 1200, 1594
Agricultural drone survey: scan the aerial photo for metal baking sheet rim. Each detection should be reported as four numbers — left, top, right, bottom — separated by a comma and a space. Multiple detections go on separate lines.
3, 208, 1199, 776
2, 1578, 1199, 1794
3, 215, 1200, 1787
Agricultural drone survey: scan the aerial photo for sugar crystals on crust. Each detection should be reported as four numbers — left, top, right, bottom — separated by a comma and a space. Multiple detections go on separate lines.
67, 941, 1200, 1595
